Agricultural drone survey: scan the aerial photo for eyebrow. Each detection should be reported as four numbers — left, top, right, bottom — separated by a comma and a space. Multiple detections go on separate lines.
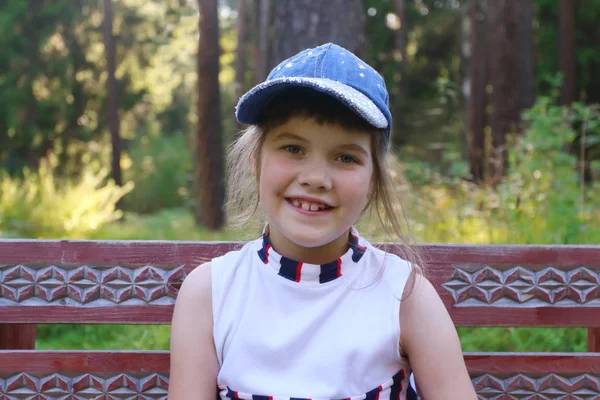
272, 132, 309, 143
337, 143, 370, 158
272, 131, 370, 157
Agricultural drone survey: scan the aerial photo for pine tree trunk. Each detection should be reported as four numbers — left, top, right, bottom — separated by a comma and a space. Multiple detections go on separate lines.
559, 0, 575, 105
394, 0, 408, 94
103, 0, 122, 186
390, 0, 408, 146
487, 0, 518, 184
256, 0, 271, 81
515, 0, 535, 112
196, 0, 225, 230
235, 0, 250, 130
465, 0, 486, 183
270, 0, 366, 67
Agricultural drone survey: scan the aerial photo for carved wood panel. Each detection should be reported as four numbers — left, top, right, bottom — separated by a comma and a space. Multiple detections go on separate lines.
0, 372, 168, 399
472, 373, 600, 399
1, 372, 599, 399
443, 265, 600, 307
0, 264, 186, 306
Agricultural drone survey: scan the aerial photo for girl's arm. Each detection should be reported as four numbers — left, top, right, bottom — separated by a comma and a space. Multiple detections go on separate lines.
399, 274, 477, 399
168, 263, 219, 400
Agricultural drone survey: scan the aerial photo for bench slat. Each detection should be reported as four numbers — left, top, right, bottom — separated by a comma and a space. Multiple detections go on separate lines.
0, 351, 599, 398
0, 306, 173, 324
1, 240, 599, 326
3, 305, 600, 326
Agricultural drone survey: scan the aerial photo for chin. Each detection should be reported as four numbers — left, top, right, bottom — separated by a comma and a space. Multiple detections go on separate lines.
281, 227, 346, 249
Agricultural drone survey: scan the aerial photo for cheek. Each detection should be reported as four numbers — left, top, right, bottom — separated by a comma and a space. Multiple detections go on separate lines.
337, 169, 373, 206
259, 153, 293, 192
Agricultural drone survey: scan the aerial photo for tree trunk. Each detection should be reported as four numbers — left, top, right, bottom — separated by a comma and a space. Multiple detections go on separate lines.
235, 0, 250, 130
487, 0, 518, 184
515, 0, 535, 112
390, 0, 408, 146
103, 0, 122, 186
256, 0, 271, 81
559, 0, 575, 105
196, 0, 225, 230
465, 0, 486, 183
394, 0, 408, 95
270, 0, 366, 67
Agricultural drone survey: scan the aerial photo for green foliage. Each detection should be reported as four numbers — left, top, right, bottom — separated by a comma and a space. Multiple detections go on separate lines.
400, 98, 600, 245
36, 324, 170, 350
458, 327, 587, 352
494, 98, 600, 244
35, 324, 586, 352
0, 159, 133, 239
535, 0, 600, 102
90, 208, 246, 241
122, 132, 192, 214
0, 0, 200, 175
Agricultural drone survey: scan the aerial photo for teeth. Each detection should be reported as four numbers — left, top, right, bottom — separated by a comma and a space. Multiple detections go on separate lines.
291, 198, 329, 211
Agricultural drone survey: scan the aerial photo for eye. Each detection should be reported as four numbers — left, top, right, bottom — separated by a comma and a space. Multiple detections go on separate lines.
338, 154, 359, 164
282, 145, 303, 155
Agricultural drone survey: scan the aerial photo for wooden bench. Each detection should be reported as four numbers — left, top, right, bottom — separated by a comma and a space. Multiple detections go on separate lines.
1, 239, 599, 399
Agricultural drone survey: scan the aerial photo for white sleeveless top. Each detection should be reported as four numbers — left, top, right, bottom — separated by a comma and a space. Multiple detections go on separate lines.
211, 229, 413, 400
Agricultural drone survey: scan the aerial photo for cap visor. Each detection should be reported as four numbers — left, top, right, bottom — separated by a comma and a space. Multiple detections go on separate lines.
235, 77, 388, 129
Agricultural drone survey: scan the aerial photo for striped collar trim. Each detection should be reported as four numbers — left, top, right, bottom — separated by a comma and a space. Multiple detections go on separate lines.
220, 369, 406, 399
257, 227, 367, 284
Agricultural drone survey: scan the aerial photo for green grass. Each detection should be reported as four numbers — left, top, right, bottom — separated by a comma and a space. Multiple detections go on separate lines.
36, 325, 171, 350
35, 325, 588, 352
457, 327, 587, 352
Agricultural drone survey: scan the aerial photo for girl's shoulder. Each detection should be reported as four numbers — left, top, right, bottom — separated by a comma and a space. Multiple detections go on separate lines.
211, 237, 262, 268
362, 240, 415, 274
210, 237, 263, 286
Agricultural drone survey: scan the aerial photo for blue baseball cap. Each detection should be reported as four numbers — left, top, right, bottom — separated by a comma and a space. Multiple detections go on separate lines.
235, 43, 392, 140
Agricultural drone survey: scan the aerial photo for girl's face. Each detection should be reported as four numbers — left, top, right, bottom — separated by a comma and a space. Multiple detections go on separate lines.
257, 116, 374, 263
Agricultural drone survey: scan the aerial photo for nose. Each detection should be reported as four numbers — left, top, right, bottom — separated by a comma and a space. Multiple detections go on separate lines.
297, 160, 333, 191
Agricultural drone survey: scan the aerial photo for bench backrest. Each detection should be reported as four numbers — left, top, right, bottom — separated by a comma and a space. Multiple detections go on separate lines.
1, 239, 599, 398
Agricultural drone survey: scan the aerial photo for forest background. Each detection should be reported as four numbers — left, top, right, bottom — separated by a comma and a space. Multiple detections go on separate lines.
1, 0, 599, 353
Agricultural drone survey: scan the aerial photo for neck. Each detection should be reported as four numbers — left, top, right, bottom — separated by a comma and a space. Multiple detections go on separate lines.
266, 227, 352, 264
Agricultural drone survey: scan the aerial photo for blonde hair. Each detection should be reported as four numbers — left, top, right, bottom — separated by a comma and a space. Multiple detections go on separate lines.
226, 90, 425, 292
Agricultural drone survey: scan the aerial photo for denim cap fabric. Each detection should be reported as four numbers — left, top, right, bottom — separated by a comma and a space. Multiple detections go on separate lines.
235, 43, 392, 143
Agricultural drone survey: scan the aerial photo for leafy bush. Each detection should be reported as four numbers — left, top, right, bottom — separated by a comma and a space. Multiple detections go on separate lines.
122, 133, 192, 214
401, 98, 600, 244
0, 159, 132, 239
90, 207, 247, 241
493, 98, 600, 244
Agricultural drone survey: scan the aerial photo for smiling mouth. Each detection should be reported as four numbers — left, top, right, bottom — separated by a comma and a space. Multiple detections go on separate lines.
286, 198, 334, 212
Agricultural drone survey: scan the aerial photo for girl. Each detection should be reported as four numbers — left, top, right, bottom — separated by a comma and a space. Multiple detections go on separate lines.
169, 43, 476, 400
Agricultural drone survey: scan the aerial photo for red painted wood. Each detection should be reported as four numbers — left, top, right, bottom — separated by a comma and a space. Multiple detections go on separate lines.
3, 305, 600, 326
0, 239, 241, 265
589, 328, 600, 352
0, 350, 598, 375
464, 352, 600, 374
0, 350, 169, 373
1, 240, 598, 266
450, 307, 600, 327
0, 325, 36, 349
0, 306, 174, 324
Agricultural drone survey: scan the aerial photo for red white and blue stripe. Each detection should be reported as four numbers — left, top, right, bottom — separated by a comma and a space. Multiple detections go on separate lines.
257, 231, 367, 284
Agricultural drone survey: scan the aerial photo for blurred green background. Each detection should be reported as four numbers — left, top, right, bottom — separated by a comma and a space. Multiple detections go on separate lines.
1, 0, 598, 353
